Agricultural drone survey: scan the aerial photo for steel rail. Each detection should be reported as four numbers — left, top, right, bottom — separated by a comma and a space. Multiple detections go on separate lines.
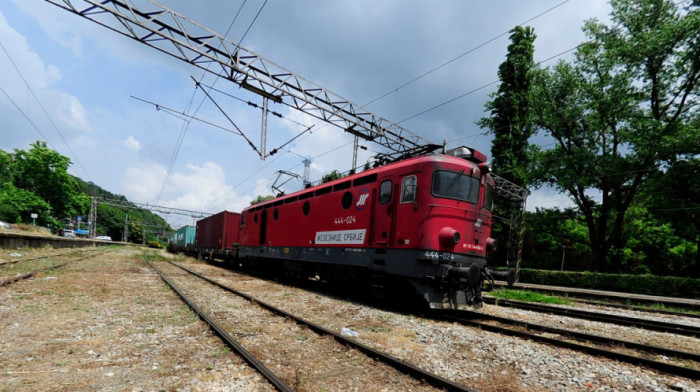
565, 298, 700, 320
0, 249, 83, 267
0, 262, 68, 287
167, 261, 476, 392
492, 282, 700, 310
0, 249, 110, 287
149, 262, 293, 392
440, 311, 700, 380
484, 297, 700, 337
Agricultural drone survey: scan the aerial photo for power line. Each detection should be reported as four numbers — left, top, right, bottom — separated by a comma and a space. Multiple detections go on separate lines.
0, 86, 51, 143
239, 0, 268, 46
363, 0, 572, 107
156, 0, 252, 204
0, 39, 93, 183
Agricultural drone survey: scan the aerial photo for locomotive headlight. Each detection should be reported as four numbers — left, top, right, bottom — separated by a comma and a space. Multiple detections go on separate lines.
486, 237, 497, 251
439, 227, 461, 245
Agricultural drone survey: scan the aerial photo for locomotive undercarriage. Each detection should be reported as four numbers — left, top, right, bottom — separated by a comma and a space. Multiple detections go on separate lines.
239, 245, 489, 310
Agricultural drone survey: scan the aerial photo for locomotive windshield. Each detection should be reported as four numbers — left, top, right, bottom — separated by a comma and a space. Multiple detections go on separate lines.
431, 170, 480, 203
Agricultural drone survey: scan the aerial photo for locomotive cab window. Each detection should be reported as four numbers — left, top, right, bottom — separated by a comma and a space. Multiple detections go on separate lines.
432, 170, 480, 203
400, 175, 417, 203
379, 180, 392, 204
484, 183, 495, 211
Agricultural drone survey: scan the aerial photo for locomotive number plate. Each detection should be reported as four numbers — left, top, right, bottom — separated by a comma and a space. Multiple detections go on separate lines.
424, 251, 455, 261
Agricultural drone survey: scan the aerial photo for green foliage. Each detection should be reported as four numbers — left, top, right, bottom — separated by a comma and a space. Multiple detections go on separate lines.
528, 0, 700, 272
478, 25, 537, 187
250, 195, 275, 205
521, 206, 696, 276
0, 141, 170, 240
490, 289, 571, 305
517, 268, 700, 298
0, 183, 57, 227
478, 26, 536, 267
321, 170, 343, 184
11, 141, 88, 225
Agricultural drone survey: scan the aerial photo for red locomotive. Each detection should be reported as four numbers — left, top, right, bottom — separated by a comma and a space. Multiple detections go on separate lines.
170, 146, 497, 309
236, 146, 496, 309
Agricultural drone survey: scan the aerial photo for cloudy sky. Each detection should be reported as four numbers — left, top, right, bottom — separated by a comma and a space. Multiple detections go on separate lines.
0, 0, 611, 228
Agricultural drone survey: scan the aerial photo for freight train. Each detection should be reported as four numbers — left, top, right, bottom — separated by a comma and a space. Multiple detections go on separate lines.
168, 146, 505, 310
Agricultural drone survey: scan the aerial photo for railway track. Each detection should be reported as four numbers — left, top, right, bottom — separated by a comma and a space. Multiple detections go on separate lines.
483, 297, 700, 337
152, 261, 476, 392
494, 281, 700, 311
0, 249, 84, 267
439, 310, 700, 380
0, 249, 110, 287
565, 297, 700, 319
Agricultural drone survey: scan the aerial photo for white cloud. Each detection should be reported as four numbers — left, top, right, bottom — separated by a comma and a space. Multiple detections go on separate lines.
0, 9, 91, 149
124, 135, 141, 151
123, 161, 251, 217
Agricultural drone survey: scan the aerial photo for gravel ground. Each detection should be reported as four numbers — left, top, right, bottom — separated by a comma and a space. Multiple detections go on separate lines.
0, 247, 273, 391
155, 261, 444, 391
177, 259, 700, 392
479, 303, 700, 358
1, 247, 698, 391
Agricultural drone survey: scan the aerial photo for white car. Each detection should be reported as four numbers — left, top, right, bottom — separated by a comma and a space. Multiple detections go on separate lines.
62, 229, 76, 238
95, 236, 112, 241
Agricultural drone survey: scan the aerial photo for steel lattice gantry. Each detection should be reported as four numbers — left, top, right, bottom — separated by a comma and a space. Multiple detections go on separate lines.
49, 0, 528, 274
89, 196, 211, 239
44, 0, 432, 156
490, 174, 529, 277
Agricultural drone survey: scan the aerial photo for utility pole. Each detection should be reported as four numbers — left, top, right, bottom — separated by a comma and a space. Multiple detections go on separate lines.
123, 214, 128, 242
302, 158, 311, 188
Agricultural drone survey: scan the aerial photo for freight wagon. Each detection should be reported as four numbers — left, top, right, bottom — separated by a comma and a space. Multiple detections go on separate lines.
170, 146, 504, 310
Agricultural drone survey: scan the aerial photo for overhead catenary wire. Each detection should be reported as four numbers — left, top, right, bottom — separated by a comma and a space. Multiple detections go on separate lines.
363, 0, 572, 107
0, 39, 93, 183
155, 0, 256, 204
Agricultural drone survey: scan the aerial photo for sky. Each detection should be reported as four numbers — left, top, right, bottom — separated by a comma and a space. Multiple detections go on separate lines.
0, 0, 612, 229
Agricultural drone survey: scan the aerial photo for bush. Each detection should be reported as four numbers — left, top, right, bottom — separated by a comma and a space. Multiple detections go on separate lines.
517, 268, 700, 298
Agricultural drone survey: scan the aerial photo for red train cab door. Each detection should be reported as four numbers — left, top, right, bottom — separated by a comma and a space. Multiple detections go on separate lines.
394, 174, 419, 246
372, 178, 397, 246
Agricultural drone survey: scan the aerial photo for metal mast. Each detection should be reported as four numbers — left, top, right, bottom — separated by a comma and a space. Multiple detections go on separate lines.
44, 0, 432, 156
48, 0, 528, 277
89, 196, 211, 239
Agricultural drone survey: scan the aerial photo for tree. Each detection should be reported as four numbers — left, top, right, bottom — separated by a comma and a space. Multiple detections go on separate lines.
478, 26, 536, 266
250, 195, 275, 205
478, 25, 537, 187
0, 183, 56, 227
529, 0, 700, 271
640, 159, 700, 276
11, 141, 89, 223
321, 170, 344, 184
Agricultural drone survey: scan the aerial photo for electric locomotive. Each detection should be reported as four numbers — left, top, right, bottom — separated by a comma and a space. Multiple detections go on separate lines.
238, 146, 496, 309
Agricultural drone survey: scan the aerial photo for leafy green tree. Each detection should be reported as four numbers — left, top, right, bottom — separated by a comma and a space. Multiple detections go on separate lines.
478, 25, 536, 266
640, 159, 700, 276
11, 141, 89, 223
321, 170, 343, 184
522, 208, 592, 271
250, 195, 275, 205
529, 0, 700, 271
0, 183, 56, 227
0, 150, 12, 186
478, 25, 537, 187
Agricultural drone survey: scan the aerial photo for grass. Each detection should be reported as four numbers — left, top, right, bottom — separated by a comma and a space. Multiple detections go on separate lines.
490, 288, 571, 305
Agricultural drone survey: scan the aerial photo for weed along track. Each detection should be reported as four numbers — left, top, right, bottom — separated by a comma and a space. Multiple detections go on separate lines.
482, 296, 700, 337
0, 249, 109, 287
2, 249, 698, 391
151, 260, 474, 392
439, 310, 700, 380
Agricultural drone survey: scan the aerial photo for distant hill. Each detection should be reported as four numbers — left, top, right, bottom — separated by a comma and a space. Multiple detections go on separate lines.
75, 177, 172, 243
